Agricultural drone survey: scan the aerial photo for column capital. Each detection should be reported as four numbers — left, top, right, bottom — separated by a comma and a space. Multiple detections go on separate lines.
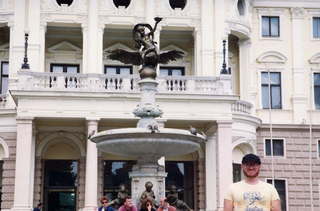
86, 118, 100, 125
216, 120, 232, 127
16, 116, 34, 124
290, 7, 306, 19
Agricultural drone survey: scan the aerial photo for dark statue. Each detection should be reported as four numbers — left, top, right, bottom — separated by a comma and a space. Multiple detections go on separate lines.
109, 184, 129, 208
107, 17, 184, 79
166, 185, 192, 211
140, 181, 159, 208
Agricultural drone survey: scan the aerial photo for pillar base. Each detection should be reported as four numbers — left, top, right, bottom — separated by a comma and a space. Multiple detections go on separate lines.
129, 160, 167, 206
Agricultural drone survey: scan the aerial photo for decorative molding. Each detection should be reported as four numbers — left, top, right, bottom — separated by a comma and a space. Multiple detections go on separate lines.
256, 7, 286, 15
256, 51, 287, 64
155, 0, 200, 19
36, 131, 85, 157
41, 0, 87, 13
0, 137, 10, 159
48, 41, 82, 53
309, 52, 320, 64
290, 7, 306, 19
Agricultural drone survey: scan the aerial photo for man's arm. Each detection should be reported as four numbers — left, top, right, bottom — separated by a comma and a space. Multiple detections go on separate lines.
271, 199, 281, 211
223, 199, 233, 211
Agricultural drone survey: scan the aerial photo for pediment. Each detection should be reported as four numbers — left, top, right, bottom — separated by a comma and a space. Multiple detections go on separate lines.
48, 41, 82, 53
104, 43, 133, 52
0, 43, 9, 51
309, 53, 320, 64
161, 44, 188, 56
256, 51, 287, 64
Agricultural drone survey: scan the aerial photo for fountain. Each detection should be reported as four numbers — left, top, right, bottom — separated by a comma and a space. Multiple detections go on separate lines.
91, 17, 206, 205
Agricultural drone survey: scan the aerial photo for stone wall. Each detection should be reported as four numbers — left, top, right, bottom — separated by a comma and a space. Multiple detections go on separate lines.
257, 127, 320, 211
1, 132, 16, 209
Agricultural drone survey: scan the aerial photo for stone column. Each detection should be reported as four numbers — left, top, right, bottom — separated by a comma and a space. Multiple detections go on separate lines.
39, 22, 47, 72
84, 0, 104, 74
28, 0, 42, 72
238, 40, 252, 100
213, 0, 227, 76
9, 0, 27, 78
84, 119, 99, 211
291, 8, 307, 123
205, 126, 217, 211
193, 27, 202, 76
12, 117, 35, 211
200, 0, 214, 76
216, 120, 233, 211
145, 0, 155, 24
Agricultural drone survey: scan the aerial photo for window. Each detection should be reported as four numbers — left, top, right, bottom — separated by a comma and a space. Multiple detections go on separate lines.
103, 160, 135, 200
265, 139, 284, 156
113, 0, 131, 8
104, 66, 132, 75
160, 66, 185, 76
169, 0, 187, 10
56, 0, 73, 6
313, 17, 320, 38
261, 72, 282, 109
237, 0, 245, 16
232, 163, 242, 182
267, 179, 287, 211
50, 64, 79, 73
262, 16, 280, 37
318, 140, 320, 158
314, 73, 320, 109
165, 161, 194, 209
0, 62, 9, 94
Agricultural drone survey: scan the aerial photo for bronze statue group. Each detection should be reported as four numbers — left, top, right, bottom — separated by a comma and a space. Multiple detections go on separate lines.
98, 181, 192, 211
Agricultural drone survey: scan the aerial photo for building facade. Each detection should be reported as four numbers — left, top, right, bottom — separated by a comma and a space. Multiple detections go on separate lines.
0, 0, 319, 211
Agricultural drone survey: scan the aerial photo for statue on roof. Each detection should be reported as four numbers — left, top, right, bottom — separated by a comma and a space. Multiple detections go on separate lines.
107, 17, 184, 79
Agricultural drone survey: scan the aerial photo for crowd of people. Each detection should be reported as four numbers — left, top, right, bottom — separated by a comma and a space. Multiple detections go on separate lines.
99, 196, 176, 211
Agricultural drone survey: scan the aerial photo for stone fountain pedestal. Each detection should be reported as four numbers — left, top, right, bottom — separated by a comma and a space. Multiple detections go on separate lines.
130, 159, 167, 205
91, 71, 206, 205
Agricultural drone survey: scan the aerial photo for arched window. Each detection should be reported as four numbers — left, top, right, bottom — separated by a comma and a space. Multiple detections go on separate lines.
237, 0, 245, 16
169, 0, 187, 10
56, 0, 73, 6
113, 0, 131, 8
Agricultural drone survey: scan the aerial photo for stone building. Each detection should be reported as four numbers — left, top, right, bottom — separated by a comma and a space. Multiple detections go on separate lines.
0, 0, 319, 211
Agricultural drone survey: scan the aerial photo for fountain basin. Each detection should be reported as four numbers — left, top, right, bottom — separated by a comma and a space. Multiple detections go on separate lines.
91, 128, 206, 158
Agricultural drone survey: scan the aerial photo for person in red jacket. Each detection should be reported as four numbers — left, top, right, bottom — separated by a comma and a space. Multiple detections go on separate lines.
156, 198, 176, 211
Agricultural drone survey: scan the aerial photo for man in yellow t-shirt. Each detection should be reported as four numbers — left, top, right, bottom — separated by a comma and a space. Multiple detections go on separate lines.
224, 154, 281, 211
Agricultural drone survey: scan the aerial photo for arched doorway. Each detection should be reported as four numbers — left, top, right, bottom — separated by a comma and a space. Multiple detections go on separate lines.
42, 140, 82, 211
232, 142, 254, 182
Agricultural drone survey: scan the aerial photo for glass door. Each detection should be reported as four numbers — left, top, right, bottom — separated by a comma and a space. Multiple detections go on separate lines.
44, 160, 78, 211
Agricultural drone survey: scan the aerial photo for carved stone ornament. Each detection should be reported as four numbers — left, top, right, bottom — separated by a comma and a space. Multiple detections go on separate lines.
290, 7, 306, 19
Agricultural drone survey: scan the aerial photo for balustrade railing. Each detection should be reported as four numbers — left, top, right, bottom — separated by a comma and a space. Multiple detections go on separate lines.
17, 71, 232, 95
232, 100, 252, 114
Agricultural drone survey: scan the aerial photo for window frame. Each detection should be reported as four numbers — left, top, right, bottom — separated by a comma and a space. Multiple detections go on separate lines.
0, 61, 9, 95
266, 178, 288, 211
261, 71, 282, 109
261, 16, 280, 38
312, 17, 320, 39
318, 140, 320, 159
264, 138, 286, 158
159, 66, 185, 76
313, 72, 320, 109
50, 63, 80, 73
104, 65, 133, 75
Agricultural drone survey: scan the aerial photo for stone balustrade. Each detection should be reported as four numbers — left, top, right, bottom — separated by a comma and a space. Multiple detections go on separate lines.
16, 71, 232, 95
231, 100, 252, 114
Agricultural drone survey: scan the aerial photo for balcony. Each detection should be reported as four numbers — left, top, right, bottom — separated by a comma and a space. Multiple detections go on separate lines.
15, 71, 232, 95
